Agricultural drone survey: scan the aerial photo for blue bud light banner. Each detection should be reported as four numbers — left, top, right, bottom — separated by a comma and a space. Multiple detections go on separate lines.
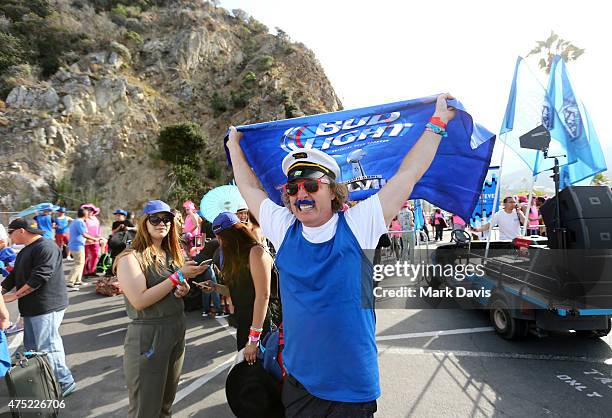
469, 166, 500, 228
229, 95, 496, 221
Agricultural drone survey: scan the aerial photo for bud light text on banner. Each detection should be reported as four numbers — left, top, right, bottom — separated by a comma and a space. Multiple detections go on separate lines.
227, 94, 496, 221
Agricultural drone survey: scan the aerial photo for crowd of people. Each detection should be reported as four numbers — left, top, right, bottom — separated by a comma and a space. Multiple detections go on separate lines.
0, 93, 557, 417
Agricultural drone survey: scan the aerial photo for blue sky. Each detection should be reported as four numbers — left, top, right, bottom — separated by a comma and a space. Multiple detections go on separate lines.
220, 0, 611, 174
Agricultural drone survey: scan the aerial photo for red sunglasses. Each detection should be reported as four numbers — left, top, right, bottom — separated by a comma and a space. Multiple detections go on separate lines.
284, 178, 330, 196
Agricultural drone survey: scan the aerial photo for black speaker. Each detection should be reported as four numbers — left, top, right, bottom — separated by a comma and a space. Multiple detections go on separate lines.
565, 219, 612, 249
541, 186, 612, 249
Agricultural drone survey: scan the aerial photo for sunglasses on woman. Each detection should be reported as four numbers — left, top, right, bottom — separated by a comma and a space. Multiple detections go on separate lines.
284, 178, 330, 196
148, 215, 173, 226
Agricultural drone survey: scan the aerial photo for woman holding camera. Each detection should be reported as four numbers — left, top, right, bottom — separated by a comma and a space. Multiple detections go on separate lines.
199, 212, 272, 365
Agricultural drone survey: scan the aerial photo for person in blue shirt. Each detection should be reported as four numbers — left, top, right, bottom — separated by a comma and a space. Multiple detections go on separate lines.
35, 209, 55, 241
53, 207, 71, 251
66, 208, 102, 289
0, 235, 16, 278
226, 93, 456, 417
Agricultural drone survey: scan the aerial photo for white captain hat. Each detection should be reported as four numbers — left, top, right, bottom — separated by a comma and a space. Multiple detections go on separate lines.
281, 148, 341, 182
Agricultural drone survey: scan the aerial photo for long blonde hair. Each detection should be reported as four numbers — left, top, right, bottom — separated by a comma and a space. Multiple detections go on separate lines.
113, 214, 184, 274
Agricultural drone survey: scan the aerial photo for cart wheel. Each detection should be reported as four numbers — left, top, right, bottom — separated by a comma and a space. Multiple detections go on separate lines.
490, 298, 528, 340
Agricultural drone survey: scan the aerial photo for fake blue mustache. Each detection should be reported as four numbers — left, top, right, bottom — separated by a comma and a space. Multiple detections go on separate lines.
295, 199, 315, 206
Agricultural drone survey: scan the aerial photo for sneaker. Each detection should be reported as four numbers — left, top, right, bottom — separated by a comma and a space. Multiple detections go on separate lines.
5, 322, 24, 335
66, 284, 79, 292
201, 312, 209, 317
216, 313, 229, 319
61, 381, 76, 398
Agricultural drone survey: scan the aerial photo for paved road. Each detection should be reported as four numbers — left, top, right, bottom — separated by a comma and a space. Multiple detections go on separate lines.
1, 241, 611, 417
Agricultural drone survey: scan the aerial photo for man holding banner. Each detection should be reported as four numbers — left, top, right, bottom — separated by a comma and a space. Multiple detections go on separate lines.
226, 93, 456, 417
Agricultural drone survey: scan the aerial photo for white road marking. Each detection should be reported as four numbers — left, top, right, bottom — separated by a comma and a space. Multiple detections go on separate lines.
98, 327, 126, 337
380, 346, 612, 365
173, 356, 235, 405
215, 317, 237, 338
173, 316, 239, 405
376, 326, 494, 341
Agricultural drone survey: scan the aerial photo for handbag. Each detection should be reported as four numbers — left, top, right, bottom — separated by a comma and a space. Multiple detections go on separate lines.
258, 323, 285, 382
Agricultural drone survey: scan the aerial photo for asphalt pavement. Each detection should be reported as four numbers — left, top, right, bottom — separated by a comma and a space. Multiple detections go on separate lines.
1, 234, 611, 417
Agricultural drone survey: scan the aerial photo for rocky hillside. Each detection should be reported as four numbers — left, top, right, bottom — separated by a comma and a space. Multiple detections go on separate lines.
0, 0, 341, 214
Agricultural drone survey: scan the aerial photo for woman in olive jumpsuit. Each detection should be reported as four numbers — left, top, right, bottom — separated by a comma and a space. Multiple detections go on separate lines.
115, 200, 207, 418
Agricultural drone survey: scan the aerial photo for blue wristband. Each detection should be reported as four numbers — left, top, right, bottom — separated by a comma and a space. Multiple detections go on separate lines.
425, 122, 448, 137
176, 269, 185, 284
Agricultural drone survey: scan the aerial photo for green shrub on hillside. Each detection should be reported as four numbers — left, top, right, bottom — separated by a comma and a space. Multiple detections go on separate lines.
256, 55, 274, 71
111, 5, 129, 18
125, 30, 143, 44
158, 123, 209, 206
248, 17, 268, 33
0, 0, 52, 21
0, 33, 30, 74
243, 71, 256, 87
157, 123, 206, 167
205, 159, 221, 180
230, 90, 249, 109
210, 91, 227, 116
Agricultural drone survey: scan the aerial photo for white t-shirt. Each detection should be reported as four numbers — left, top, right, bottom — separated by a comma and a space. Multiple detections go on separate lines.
259, 194, 388, 251
493, 209, 522, 240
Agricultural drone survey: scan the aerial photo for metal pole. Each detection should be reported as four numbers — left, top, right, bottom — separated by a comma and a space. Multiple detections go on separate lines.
521, 175, 537, 236
484, 133, 510, 259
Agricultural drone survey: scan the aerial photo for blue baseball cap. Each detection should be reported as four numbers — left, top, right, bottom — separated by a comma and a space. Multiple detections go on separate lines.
57, 207, 66, 213
212, 212, 240, 234
142, 200, 173, 216
113, 209, 128, 216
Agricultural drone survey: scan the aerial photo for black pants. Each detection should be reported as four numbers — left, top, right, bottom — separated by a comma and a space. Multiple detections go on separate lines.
435, 224, 444, 241
282, 374, 377, 418
421, 225, 430, 239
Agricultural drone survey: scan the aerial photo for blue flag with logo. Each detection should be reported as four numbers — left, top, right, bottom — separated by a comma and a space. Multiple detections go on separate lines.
230, 95, 495, 221
500, 57, 575, 175
545, 56, 607, 188
469, 166, 500, 228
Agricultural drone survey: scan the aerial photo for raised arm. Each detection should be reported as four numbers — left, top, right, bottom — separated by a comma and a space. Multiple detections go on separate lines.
378, 94, 456, 225
226, 126, 269, 222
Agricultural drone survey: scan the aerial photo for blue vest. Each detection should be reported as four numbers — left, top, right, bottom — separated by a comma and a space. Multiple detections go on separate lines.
275, 212, 380, 402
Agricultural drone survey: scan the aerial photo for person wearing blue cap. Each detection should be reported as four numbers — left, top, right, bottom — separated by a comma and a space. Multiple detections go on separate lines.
111, 209, 135, 235
34, 205, 56, 241
107, 209, 136, 273
114, 200, 208, 418
53, 207, 71, 253
226, 93, 456, 417
199, 211, 273, 362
